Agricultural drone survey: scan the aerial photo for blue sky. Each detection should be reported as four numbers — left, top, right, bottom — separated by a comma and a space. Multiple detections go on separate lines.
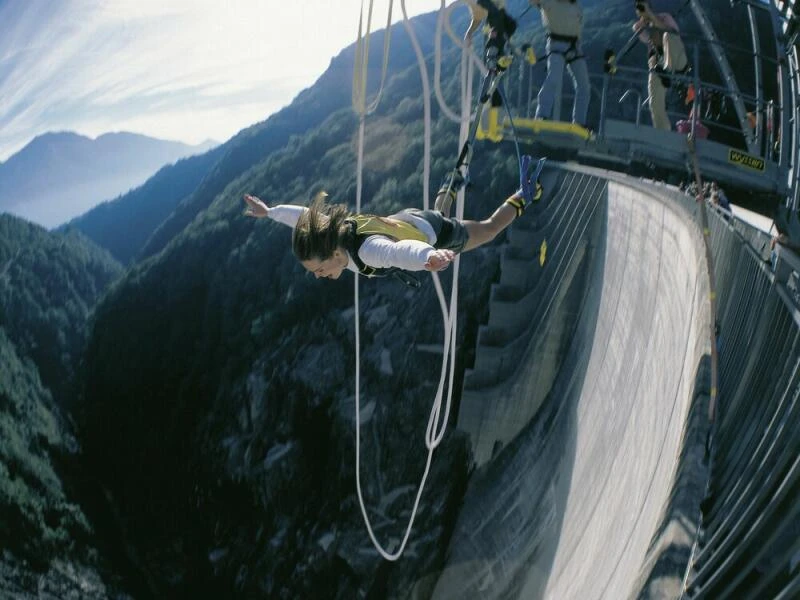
0, 0, 443, 161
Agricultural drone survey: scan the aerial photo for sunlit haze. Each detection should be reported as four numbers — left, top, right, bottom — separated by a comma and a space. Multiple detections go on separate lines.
0, 0, 444, 161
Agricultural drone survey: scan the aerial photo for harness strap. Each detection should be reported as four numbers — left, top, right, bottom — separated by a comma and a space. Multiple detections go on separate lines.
545, 33, 584, 64
344, 217, 425, 287
549, 32, 578, 43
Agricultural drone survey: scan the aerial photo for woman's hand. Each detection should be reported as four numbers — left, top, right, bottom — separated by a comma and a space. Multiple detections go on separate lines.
242, 194, 269, 218
424, 249, 456, 272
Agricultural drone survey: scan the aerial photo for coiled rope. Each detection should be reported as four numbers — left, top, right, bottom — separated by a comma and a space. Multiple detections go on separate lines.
350, 0, 478, 561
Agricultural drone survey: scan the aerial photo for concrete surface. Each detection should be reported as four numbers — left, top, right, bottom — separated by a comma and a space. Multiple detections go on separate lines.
432, 169, 711, 599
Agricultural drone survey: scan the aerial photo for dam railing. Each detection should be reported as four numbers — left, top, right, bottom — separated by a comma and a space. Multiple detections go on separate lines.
682, 200, 800, 599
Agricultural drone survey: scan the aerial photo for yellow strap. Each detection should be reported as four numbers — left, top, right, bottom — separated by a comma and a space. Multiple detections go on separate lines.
509, 117, 592, 140
353, 214, 428, 243
498, 55, 514, 69
505, 197, 525, 217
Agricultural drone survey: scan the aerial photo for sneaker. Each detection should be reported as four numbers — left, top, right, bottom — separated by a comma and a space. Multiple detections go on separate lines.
506, 181, 542, 217
515, 155, 546, 207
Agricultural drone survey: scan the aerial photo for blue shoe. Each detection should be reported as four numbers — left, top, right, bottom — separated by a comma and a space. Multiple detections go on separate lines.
509, 156, 546, 215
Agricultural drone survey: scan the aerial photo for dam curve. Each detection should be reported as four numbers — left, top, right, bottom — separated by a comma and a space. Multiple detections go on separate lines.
432, 165, 712, 599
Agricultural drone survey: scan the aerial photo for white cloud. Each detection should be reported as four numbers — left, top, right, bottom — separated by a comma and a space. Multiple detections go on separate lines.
0, 0, 445, 161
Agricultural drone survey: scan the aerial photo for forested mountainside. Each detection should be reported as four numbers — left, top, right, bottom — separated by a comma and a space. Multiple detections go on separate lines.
0, 215, 123, 404
79, 81, 514, 597
0, 214, 127, 596
66, 146, 225, 265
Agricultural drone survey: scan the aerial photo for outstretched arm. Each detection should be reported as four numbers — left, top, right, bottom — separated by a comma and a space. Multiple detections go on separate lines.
425, 249, 456, 272
243, 194, 269, 218
360, 236, 456, 272
242, 194, 306, 228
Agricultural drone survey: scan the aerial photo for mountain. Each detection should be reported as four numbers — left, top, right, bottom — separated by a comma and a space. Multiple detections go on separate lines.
0, 214, 130, 596
64, 146, 226, 265
0, 131, 217, 228
73, 9, 536, 592
0, 214, 124, 403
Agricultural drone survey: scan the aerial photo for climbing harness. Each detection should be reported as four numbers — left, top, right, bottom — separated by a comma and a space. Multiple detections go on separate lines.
543, 33, 584, 65
342, 214, 430, 287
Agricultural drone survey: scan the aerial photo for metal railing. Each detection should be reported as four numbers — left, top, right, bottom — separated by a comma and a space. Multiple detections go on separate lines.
678, 197, 800, 599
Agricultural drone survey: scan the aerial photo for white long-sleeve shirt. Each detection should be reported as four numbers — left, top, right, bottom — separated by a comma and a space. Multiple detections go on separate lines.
268, 205, 438, 272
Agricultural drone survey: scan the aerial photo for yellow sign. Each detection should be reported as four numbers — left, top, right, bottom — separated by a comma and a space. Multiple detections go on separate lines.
728, 149, 765, 172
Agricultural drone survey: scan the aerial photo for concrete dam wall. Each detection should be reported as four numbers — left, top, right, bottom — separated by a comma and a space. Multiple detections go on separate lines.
432, 166, 712, 599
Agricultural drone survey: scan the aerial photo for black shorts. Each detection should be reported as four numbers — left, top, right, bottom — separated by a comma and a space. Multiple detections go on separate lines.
402, 209, 469, 253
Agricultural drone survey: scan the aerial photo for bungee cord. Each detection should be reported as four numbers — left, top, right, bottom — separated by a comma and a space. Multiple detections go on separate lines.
350, 0, 475, 561
352, 0, 394, 116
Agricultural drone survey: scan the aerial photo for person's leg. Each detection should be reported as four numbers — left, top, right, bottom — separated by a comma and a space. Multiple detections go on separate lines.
535, 41, 566, 120
462, 198, 518, 251
567, 55, 591, 126
663, 32, 688, 72
648, 71, 671, 130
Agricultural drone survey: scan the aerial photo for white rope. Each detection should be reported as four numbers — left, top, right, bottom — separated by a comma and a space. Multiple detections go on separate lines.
353, 0, 394, 116
434, 0, 487, 124
350, 0, 473, 561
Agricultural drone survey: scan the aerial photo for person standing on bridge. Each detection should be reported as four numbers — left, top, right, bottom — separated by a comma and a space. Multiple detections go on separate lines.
531, 0, 591, 128
633, 1, 689, 130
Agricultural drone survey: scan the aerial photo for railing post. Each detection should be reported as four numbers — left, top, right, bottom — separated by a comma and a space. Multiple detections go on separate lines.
748, 4, 763, 155
691, 43, 701, 140
767, 98, 775, 160
553, 56, 563, 122
527, 63, 534, 119
600, 73, 609, 139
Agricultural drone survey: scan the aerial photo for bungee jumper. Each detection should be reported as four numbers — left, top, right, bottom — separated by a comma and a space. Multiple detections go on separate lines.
241, 163, 541, 286
242, 0, 550, 288
241, 2, 550, 289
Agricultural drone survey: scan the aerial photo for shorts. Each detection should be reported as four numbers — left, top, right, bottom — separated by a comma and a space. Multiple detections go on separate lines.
403, 208, 469, 253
